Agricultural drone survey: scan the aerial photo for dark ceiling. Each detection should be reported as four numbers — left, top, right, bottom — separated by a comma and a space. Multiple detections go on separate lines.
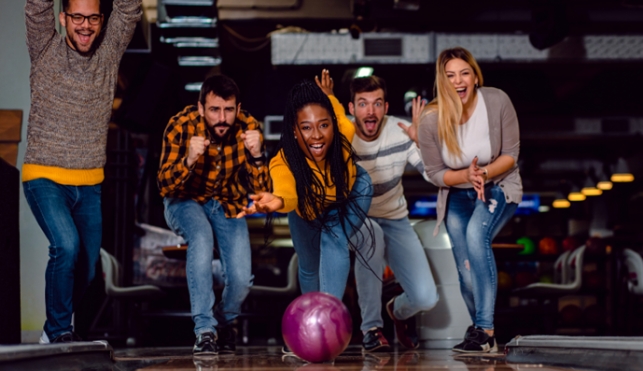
208, 0, 643, 197
115, 0, 643, 205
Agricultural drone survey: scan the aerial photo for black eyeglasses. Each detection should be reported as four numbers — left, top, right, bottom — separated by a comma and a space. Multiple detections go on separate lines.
65, 12, 102, 25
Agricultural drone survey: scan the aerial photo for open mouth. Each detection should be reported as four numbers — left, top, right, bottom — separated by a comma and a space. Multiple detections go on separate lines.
455, 87, 467, 99
363, 117, 378, 133
76, 30, 93, 46
308, 143, 325, 157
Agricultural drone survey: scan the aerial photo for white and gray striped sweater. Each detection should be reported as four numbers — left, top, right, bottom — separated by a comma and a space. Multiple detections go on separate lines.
352, 115, 431, 219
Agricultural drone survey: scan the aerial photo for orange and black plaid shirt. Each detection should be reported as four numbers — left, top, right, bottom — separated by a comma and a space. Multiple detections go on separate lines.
157, 105, 271, 218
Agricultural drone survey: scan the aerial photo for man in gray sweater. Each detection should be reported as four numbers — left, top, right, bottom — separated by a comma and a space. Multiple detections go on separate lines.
23, 0, 141, 344
316, 70, 438, 351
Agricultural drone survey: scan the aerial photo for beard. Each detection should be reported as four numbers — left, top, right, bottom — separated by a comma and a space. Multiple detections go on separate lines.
209, 123, 232, 139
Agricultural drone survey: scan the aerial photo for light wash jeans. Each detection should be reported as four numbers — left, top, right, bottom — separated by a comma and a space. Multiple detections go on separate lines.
288, 165, 372, 300
23, 178, 102, 340
354, 216, 439, 332
445, 183, 518, 330
164, 197, 253, 336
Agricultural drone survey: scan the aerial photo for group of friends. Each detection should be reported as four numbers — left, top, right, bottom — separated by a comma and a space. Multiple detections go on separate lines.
22, 0, 523, 358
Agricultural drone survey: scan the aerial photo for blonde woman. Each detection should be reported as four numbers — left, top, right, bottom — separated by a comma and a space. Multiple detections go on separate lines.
417, 47, 522, 353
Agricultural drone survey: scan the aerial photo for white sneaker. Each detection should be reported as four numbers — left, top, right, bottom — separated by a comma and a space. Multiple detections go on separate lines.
39, 331, 50, 344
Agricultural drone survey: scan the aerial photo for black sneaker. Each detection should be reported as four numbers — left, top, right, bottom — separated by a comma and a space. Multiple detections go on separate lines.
281, 344, 305, 362
451, 325, 475, 351
453, 327, 498, 353
193, 331, 218, 356
386, 297, 419, 349
282, 344, 294, 355
215, 325, 236, 354
362, 327, 391, 352
50, 331, 82, 343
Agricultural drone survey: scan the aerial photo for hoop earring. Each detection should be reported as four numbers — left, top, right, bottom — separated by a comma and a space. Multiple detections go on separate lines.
475, 83, 479, 89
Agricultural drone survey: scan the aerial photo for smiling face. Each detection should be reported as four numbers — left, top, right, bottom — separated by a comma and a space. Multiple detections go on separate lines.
348, 88, 389, 142
445, 57, 479, 107
198, 92, 240, 138
294, 104, 334, 162
59, 0, 103, 55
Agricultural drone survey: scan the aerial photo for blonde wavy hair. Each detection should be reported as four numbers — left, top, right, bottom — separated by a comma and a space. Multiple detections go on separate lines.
422, 47, 484, 159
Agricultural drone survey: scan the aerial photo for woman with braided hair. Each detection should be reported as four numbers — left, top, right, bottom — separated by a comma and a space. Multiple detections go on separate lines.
237, 73, 373, 300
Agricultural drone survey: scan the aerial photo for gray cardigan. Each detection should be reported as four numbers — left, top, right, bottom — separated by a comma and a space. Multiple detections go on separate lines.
417, 87, 523, 235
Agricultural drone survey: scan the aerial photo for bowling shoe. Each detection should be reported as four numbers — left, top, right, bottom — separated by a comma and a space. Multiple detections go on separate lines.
386, 297, 419, 349
40, 331, 82, 344
193, 331, 218, 355
282, 344, 294, 355
216, 325, 237, 354
362, 327, 391, 352
452, 327, 497, 353
451, 325, 475, 351
281, 344, 307, 362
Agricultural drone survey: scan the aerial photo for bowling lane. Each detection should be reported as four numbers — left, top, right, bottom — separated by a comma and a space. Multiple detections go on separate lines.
115, 346, 572, 370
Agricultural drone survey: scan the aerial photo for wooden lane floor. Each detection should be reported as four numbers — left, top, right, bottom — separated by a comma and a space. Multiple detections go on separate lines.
114, 346, 572, 370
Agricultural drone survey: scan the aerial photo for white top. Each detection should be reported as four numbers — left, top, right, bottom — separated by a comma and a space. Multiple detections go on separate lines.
441, 90, 491, 188
353, 115, 430, 219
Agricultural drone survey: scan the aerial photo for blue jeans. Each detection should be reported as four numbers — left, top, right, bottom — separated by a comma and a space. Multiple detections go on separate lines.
23, 178, 102, 339
288, 165, 372, 299
164, 197, 253, 336
354, 217, 439, 332
445, 184, 518, 330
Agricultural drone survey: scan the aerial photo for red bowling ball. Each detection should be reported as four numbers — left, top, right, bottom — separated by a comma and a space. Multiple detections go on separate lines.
282, 292, 352, 363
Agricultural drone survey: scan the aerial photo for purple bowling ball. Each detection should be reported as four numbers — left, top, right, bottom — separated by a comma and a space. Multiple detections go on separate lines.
282, 292, 352, 363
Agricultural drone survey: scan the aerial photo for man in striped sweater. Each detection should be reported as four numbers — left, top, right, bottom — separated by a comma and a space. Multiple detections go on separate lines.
342, 74, 439, 351
23, 0, 141, 344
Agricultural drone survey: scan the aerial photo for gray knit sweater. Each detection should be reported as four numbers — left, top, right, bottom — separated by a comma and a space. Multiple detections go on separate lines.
24, 0, 142, 170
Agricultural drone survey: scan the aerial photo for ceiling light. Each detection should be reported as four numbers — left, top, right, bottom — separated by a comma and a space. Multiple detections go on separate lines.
553, 199, 570, 208
568, 192, 586, 201
354, 67, 374, 78
612, 173, 634, 182
581, 177, 602, 196
568, 184, 586, 201
581, 187, 602, 196
611, 157, 634, 183
595, 163, 613, 190
553, 191, 570, 208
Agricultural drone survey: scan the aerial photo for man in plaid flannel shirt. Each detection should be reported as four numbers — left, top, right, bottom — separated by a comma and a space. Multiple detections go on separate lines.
158, 75, 270, 355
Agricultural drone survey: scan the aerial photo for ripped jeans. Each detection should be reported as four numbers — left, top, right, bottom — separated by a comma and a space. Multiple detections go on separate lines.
444, 183, 518, 330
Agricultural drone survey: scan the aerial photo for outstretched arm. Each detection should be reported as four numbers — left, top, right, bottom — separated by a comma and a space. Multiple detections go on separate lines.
236, 192, 284, 218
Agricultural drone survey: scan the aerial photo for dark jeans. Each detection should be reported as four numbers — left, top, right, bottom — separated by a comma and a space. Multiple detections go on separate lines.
23, 178, 102, 339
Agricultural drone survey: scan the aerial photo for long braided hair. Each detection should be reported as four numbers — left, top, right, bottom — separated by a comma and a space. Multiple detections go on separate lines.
277, 79, 353, 222
270, 79, 376, 266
